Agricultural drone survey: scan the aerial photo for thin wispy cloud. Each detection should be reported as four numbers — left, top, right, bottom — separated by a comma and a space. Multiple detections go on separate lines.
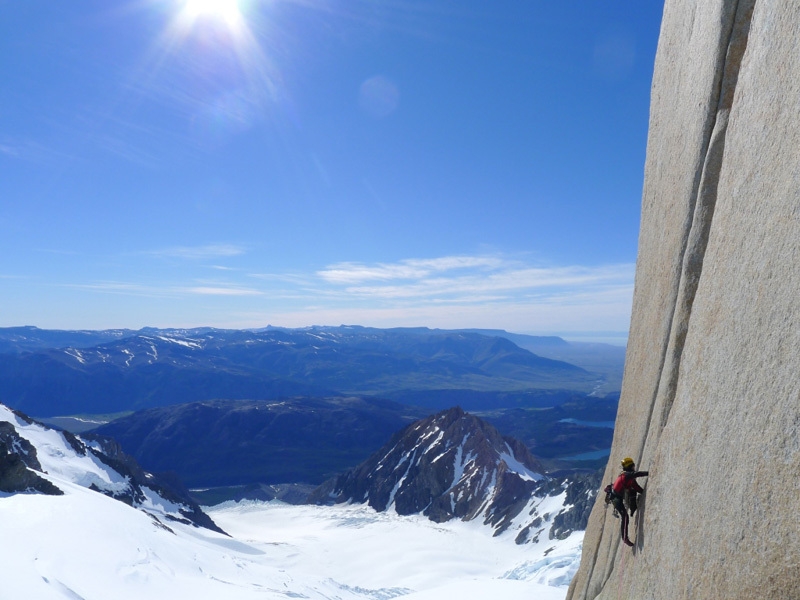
315, 257, 634, 305
67, 281, 169, 298
35, 248, 82, 256
318, 256, 505, 284
145, 244, 246, 260
181, 285, 262, 296
56, 254, 633, 336
249, 272, 316, 285
68, 280, 261, 298
294, 255, 634, 334
0, 274, 31, 280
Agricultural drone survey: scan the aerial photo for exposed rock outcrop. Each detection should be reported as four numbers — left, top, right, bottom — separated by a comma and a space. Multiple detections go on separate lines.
568, 1, 800, 598
310, 407, 545, 523
310, 406, 599, 542
0, 416, 64, 495
0, 440, 63, 496
0, 403, 224, 534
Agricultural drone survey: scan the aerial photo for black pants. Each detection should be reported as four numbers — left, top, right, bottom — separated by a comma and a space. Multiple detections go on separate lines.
612, 494, 634, 544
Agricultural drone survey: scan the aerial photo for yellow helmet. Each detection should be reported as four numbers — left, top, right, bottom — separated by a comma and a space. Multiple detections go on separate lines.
621, 457, 635, 470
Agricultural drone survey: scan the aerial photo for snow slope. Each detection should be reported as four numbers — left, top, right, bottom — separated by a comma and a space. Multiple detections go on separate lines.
211, 501, 582, 594
0, 401, 583, 599
1, 489, 581, 599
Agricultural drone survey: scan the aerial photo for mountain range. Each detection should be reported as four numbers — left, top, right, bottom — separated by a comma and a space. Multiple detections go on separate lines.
0, 325, 620, 418
0, 325, 616, 505
0, 336, 603, 597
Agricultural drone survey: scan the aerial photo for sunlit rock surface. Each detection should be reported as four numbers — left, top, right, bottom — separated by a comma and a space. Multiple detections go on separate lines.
568, 1, 800, 598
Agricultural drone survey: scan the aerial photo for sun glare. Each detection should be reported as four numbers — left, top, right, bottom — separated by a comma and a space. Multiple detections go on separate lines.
183, 0, 242, 24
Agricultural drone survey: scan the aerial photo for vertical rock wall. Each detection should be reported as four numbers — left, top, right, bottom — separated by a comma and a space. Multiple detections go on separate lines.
567, 1, 800, 598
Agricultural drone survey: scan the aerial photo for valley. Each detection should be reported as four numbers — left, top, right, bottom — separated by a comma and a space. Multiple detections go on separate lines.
0, 326, 620, 501
0, 325, 622, 599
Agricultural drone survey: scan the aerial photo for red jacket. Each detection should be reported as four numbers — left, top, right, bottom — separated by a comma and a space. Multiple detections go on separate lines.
612, 470, 647, 495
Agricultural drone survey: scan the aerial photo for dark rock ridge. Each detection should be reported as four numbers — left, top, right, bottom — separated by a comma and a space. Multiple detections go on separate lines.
82, 433, 223, 533
310, 407, 599, 542
0, 420, 63, 496
0, 403, 223, 534
0, 326, 596, 417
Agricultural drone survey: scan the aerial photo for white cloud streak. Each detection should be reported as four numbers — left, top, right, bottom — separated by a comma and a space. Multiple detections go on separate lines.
57, 254, 634, 335
314, 258, 633, 305
68, 280, 261, 298
298, 256, 634, 333
145, 244, 246, 260
318, 256, 506, 284
181, 285, 262, 296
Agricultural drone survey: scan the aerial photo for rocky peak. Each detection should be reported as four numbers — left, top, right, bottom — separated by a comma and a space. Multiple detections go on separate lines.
311, 407, 596, 542
313, 407, 544, 522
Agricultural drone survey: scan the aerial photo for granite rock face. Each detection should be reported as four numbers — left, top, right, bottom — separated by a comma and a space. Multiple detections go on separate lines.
567, 1, 800, 598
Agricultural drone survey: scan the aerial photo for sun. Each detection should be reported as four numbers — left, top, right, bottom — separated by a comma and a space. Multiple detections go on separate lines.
183, 0, 242, 25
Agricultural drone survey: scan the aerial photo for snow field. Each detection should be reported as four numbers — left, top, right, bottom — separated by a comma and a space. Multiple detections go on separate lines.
0, 401, 582, 600
209, 500, 582, 599
0, 485, 580, 599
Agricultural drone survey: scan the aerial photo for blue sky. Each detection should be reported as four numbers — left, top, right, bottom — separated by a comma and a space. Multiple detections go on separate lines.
1, 1, 664, 342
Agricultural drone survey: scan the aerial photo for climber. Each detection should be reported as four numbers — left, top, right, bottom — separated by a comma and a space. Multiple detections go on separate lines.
605, 457, 649, 547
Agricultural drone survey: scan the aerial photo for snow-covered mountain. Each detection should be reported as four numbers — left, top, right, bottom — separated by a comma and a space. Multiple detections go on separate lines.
0, 402, 586, 600
311, 407, 598, 544
0, 325, 595, 417
0, 403, 221, 533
